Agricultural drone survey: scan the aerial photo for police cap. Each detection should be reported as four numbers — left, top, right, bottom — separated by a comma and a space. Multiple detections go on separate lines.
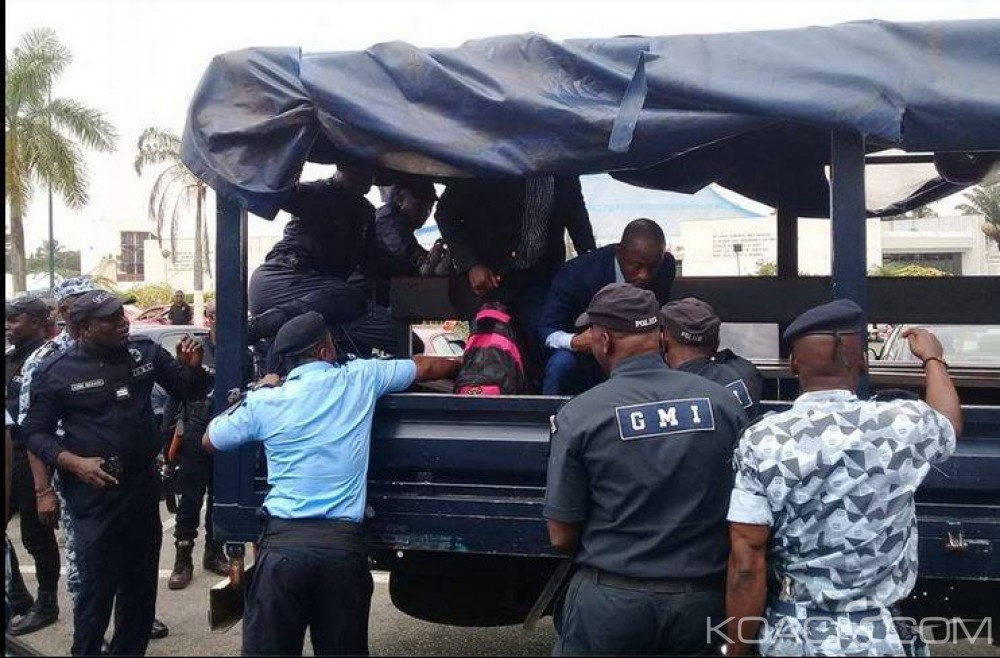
68, 290, 129, 325
783, 298, 863, 344
575, 283, 660, 333
659, 297, 721, 346
5, 296, 51, 320
273, 311, 329, 356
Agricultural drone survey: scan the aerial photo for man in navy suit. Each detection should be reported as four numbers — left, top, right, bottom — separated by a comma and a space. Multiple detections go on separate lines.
538, 219, 676, 395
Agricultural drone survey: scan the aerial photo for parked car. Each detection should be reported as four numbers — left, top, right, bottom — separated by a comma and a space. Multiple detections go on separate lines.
878, 324, 1000, 365
130, 304, 173, 326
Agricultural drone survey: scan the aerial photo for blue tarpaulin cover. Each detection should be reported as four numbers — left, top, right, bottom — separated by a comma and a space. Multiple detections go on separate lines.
181, 19, 1000, 220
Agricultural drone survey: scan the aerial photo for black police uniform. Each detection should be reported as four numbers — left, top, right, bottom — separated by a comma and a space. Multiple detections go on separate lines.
248, 177, 403, 357
5, 337, 62, 615
677, 349, 764, 421
25, 336, 206, 656
544, 352, 747, 656
164, 336, 219, 546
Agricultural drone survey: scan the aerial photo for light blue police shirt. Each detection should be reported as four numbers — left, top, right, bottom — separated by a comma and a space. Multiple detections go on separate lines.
208, 358, 417, 521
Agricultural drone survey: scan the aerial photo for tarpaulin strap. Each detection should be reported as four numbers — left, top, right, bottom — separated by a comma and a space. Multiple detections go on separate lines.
608, 50, 649, 154
475, 308, 512, 324
465, 333, 525, 373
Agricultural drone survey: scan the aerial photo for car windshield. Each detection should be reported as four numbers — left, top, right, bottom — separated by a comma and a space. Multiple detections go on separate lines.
884, 325, 1000, 365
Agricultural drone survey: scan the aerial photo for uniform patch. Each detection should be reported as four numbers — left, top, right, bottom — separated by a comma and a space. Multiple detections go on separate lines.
615, 397, 716, 441
115, 386, 131, 401
129, 348, 143, 363
70, 378, 104, 392
131, 363, 154, 377
725, 378, 754, 410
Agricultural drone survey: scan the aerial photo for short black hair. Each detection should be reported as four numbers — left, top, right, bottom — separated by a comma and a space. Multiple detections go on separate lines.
621, 218, 665, 249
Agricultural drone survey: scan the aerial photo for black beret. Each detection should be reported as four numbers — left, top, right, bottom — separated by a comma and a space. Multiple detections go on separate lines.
273, 311, 328, 356
576, 283, 660, 333
6, 296, 51, 320
783, 299, 863, 344
659, 297, 721, 346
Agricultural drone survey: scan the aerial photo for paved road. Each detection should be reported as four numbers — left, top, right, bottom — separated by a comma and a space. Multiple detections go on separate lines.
5, 503, 997, 655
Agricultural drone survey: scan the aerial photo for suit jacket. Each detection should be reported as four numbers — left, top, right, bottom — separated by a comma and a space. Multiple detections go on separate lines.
537, 245, 676, 344
434, 176, 596, 277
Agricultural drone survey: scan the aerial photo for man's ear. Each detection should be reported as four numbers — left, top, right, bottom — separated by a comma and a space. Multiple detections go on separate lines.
789, 351, 799, 375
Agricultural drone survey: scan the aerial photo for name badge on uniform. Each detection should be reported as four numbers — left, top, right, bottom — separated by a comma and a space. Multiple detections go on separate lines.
70, 379, 104, 392
615, 397, 716, 441
115, 386, 131, 401
131, 363, 154, 377
725, 379, 754, 410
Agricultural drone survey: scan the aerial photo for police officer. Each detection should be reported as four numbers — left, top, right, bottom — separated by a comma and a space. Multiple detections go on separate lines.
17, 279, 171, 642
659, 297, 764, 420
724, 300, 962, 657
204, 311, 460, 656
5, 296, 61, 635
24, 290, 206, 656
166, 300, 229, 589
544, 283, 748, 655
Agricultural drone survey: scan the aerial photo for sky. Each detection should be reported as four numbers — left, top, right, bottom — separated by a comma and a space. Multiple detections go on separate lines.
5, 0, 998, 254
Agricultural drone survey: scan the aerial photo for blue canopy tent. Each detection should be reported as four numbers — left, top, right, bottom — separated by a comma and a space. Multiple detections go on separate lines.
182, 19, 999, 221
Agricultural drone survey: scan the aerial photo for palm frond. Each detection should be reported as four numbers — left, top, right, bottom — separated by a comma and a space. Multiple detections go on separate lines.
134, 126, 181, 175
45, 98, 117, 152
6, 28, 71, 117
26, 121, 88, 208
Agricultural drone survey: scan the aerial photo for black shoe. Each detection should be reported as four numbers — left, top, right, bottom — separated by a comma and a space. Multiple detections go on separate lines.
248, 308, 287, 343
9, 592, 59, 636
150, 617, 169, 640
168, 539, 195, 590
9, 593, 34, 619
203, 542, 230, 578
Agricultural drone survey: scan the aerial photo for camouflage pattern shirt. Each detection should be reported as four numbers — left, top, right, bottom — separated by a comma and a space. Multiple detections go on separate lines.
18, 330, 74, 425
728, 389, 956, 656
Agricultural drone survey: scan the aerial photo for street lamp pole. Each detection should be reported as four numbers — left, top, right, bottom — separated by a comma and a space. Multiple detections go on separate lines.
47, 85, 55, 290
733, 242, 743, 276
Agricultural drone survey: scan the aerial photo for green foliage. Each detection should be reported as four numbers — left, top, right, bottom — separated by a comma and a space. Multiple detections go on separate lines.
754, 260, 777, 276
127, 282, 176, 308
25, 239, 80, 276
869, 263, 950, 277
5, 27, 117, 292
956, 184, 1000, 250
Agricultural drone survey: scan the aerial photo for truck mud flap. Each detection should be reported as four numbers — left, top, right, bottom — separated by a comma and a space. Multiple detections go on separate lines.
208, 566, 253, 633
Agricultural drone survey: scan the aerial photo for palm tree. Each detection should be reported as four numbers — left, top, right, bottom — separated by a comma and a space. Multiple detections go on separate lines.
133, 126, 211, 296
5, 27, 118, 293
956, 184, 1000, 251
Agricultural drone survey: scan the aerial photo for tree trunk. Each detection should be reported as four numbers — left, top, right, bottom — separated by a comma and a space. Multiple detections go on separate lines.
8, 204, 28, 293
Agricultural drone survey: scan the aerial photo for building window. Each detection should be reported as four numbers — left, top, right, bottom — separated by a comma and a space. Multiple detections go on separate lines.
883, 252, 962, 276
119, 231, 153, 282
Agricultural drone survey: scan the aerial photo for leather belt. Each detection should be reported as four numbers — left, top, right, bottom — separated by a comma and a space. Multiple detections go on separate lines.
582, 566, 724, 594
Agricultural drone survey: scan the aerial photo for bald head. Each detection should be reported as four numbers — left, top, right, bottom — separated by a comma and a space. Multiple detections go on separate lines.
617, 219, 666, 289
790, 333, 867, 391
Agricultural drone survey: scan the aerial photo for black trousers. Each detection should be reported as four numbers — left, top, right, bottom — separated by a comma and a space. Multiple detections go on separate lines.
70, 475, 161, 657
242, 521, 373, 656
249, 260, 403, 357
553, 568, 724, 656
6, 447, 61, 595
173, 419, 214, 543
